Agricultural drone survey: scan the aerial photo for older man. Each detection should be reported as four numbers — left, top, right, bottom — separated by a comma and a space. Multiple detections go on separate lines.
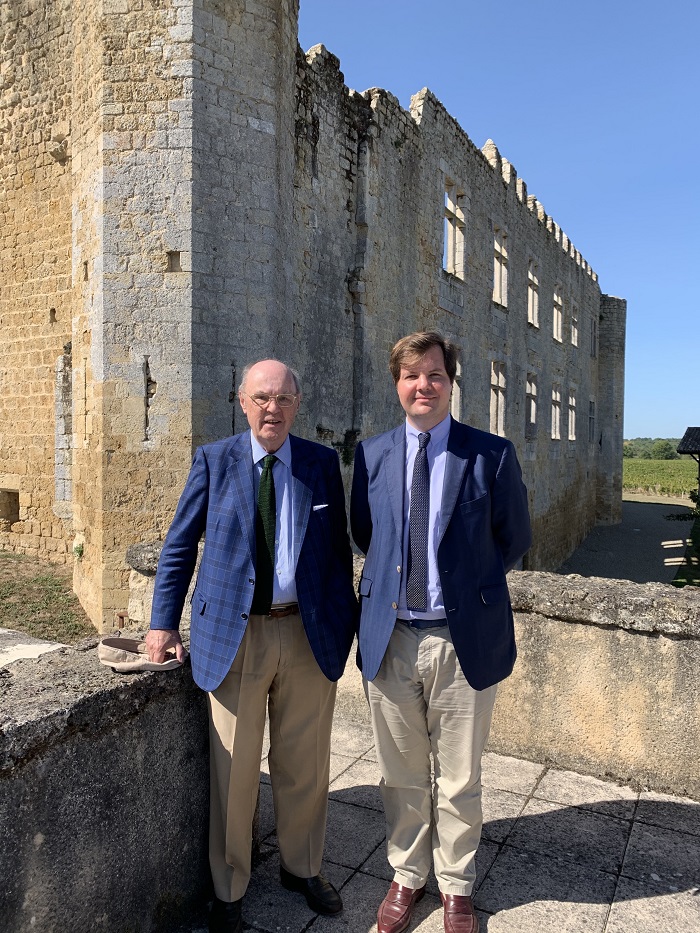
351, 332, 531, 933
146, 359, 357, 933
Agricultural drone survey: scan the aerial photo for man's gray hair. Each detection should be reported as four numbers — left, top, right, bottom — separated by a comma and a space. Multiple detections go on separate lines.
238, 359, 301, 395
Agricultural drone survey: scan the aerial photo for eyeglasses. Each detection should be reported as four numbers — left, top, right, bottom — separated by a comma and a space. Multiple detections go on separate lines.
245, 392, 299, 409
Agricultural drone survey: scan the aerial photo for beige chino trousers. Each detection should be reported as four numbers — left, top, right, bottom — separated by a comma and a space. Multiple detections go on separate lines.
208, 612, 336, 902
366, 622, 497, 896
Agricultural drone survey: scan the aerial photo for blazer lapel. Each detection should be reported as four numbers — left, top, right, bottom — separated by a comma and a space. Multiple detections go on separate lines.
289, 435, 313, 554
226, 431, 256, 560
385, 428, 406, 545
438, 422, 469, 547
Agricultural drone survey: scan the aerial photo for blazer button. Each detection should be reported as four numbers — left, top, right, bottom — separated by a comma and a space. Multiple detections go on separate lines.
391, 602, 398, 610
248, 578, 254, 584
396, 565, 401, 573
241, 613, 248, 620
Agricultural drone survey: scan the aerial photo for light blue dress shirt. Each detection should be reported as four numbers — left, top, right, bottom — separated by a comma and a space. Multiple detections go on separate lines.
398, 413, 451, 621
250, 434, 298, 605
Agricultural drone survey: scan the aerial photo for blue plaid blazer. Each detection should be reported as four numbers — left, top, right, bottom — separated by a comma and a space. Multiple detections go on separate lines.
150, 431, 358, 691
351, 418, 531, 689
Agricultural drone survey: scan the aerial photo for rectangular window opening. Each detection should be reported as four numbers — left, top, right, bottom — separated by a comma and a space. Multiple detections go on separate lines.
443, 181, 466, 279
571, 303, 579, 347
553, 287, 563, 342
551, 384, 561, 440
493, 228, 508, 307
166, 251, 182, 273
451, 357, 463, 420
490, 361, 506, 436
526, 374, 538, 438
0, 489, 20, 530
527, 260, 539, 327
589, 400, 596, 443
568, 391, 577, 440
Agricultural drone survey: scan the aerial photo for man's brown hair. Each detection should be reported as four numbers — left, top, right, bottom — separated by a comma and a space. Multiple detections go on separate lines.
388, 331, 458, 384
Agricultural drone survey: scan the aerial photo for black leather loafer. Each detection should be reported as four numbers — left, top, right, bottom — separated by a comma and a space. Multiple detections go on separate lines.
208, 896, 243, 933
280, 866, 343, 914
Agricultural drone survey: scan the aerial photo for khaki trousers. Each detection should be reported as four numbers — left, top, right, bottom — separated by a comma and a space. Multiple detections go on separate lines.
207, 612, 336, 902
365, 622, 497, 896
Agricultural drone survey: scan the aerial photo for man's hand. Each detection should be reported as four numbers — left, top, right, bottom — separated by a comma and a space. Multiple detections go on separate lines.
145, 629, 186, 664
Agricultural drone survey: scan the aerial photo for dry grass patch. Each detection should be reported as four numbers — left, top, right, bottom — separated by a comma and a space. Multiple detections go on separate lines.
0, 551, 95, 643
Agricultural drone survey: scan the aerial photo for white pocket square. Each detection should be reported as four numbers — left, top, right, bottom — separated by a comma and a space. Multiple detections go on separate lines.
313, 503, 329, 511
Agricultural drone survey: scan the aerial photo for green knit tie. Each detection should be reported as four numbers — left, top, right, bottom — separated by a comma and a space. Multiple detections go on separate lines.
251, 454, 276, 614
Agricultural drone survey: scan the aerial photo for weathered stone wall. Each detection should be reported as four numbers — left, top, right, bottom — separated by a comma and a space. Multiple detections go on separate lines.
0, 647, 210, 933
69, 0, 197, 626
2, 0, 626, 626
189, 0, 300, 447
596, 295, 626, 524
0, 0, 73, 564
491, 572, 700, 799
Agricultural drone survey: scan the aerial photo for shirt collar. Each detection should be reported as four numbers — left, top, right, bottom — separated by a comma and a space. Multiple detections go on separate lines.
250, 433, 292, 468
405, 413, 451, 446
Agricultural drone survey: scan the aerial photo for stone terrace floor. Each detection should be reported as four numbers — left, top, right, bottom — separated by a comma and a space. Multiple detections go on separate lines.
183, 697, 700, 933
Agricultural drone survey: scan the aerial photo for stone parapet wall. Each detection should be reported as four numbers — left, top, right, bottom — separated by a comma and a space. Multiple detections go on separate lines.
0, 644, 210, 933
126, 556, 700, 798
491, 572, 700, 799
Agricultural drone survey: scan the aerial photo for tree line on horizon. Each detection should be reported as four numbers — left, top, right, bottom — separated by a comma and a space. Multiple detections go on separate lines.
623, 437, 687, 459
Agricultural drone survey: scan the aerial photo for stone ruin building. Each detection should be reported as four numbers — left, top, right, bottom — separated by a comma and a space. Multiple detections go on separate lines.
0, 0, 626, 630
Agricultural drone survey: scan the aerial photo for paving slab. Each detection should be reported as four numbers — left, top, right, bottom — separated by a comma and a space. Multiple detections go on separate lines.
475, 846, 615, 932
330, 716, 376, 758
621, 821, 700, 888
322, 797, 387, 869
505, 797, 631, 874
312, 872, 445, 933
533, 767, 638, 820
606, 876, 700, 933
244, 851, 353, 932
329, 757, 384, 811
481, 786, 529, 843
481, 751, 545, 796
635, 790, 700, 837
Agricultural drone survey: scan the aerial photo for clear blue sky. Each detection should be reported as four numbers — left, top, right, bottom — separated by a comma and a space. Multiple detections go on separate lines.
298, 0, 699, 440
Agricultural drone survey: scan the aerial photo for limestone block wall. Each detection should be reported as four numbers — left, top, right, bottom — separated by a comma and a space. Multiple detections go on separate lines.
0, 0, 73, 564
289, 45, 366, 452
288, 59, 617, 568
596, 295, 626, 524
189, 0, 300, 448
70, 0, 196, 625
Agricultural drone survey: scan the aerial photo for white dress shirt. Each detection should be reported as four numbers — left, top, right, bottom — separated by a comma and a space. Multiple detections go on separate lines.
250, 434, 298, 605
397, 414, 450, 620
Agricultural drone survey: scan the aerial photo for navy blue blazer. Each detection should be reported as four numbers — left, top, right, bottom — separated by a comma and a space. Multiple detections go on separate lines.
350, 418, 531, 690
150, 431, 358, 692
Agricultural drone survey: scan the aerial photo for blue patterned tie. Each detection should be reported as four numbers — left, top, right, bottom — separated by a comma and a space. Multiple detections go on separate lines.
406, 432, 431, 611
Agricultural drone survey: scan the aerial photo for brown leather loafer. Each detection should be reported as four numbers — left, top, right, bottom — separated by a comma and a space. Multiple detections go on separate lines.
377, 881, 426, 933
441, 893, 479, 933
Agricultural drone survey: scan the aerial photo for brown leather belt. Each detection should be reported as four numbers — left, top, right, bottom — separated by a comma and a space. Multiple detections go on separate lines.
267, 603, 299, 618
